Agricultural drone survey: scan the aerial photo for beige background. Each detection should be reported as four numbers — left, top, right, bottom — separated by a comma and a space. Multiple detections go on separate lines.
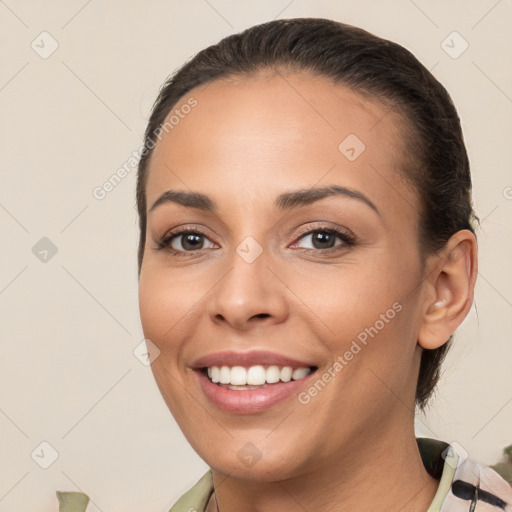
1, 1, 511, 510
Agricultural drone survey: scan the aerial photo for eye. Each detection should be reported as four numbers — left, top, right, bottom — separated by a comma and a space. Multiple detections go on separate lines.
155, 224, 356, 255
292, 225, 356, 251
157, 228, 217, 253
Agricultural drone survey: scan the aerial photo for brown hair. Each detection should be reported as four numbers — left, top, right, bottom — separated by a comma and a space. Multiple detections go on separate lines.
136, 17, 478, 410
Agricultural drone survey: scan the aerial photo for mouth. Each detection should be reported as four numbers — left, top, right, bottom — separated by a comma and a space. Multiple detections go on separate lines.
194, 363, 319, 414
201, 364, 318, 389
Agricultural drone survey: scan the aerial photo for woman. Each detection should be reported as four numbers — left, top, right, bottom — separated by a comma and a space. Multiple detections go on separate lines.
57, 17, 512, 512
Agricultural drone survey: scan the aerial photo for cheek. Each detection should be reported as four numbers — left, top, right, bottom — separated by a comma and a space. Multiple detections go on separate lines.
138, 267, 202, 338
138, 270, 190, 367
316, 251, 421, 375
138, 272, 197, 415
313, 261, 401, 332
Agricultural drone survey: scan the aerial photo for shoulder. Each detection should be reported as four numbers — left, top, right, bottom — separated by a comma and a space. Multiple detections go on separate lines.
168, 470, 214, 512
417, 437, 512, 512
56, 491, 90, 512
55, 470, 213, 512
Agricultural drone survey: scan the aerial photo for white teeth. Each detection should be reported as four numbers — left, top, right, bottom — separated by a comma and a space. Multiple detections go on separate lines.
247, 365, 266, 385
280, 366, 293, 382
230, 366, 247, 385
266, 365, 280, 384
211, 366, 220, 383
205, 364, 313, 386
291, 367, 311, 380
219, 366, 231, 384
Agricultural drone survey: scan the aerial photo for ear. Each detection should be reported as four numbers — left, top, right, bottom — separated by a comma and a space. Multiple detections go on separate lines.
418, 229, 478, 350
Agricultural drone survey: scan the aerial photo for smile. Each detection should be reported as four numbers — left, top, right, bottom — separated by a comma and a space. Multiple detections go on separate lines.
194, 365, 318, 414
206, 364, 313, 388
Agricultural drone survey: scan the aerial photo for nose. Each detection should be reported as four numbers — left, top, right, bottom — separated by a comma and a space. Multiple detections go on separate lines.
206, 244, 288, 331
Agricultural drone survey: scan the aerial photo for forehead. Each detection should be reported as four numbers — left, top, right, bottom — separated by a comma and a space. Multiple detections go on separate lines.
146, 71, 417, 224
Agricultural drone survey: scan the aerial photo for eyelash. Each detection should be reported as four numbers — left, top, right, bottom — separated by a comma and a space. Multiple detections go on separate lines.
155, 227, 212, 255
292, 225, 357, 253
155, 224, 356, 257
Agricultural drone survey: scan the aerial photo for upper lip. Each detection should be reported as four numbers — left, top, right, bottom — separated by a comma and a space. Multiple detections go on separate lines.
190, 350, 317, 370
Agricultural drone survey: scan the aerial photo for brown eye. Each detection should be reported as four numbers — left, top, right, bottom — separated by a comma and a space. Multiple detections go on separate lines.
157, 228, 216, 253
299, 230, 339, 250
172, 232, 206, 251
293, 227, 356, 251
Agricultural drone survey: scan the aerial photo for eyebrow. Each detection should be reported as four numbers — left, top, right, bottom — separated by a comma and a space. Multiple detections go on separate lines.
149, 185, 380, 216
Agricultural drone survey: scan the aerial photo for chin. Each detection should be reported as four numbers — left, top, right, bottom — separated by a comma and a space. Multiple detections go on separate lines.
209, 456, 301, 482
189, 435, 308, 482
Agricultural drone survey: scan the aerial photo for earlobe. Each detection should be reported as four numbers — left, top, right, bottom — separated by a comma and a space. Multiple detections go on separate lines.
418, 230, 478, 350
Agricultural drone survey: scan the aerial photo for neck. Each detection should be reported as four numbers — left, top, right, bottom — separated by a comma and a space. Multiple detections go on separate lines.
209, 421, 439, 512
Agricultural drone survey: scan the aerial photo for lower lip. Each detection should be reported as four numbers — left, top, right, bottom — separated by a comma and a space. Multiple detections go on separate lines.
194, 369, 317, 414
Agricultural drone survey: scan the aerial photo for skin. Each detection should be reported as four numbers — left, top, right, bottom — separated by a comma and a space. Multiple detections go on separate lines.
138, 69, 477, 512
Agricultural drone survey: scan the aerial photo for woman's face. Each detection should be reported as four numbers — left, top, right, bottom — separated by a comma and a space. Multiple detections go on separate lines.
138, 71, 429, 479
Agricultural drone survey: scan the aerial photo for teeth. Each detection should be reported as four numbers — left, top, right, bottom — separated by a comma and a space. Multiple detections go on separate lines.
247, 365, 266, 385
292, 367, 311, 380
205, 364, 313, 386
280, 366, 293, 382
210, 366, 220, 383
219, 366, 231, 384
231, 366, 247, 385
266, 365, 281, 384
